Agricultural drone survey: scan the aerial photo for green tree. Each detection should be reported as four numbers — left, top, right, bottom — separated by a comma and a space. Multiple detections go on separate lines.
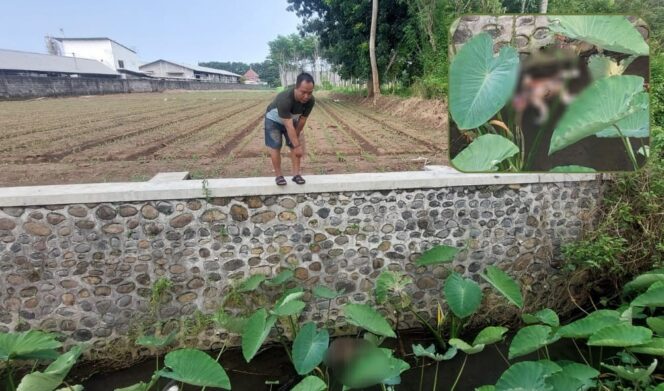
287, 0, 420, 88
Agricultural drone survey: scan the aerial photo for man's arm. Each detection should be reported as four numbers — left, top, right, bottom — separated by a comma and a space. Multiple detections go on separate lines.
281, 117, 301, 147
295, 116, 308, 135
281, 117, 304, 157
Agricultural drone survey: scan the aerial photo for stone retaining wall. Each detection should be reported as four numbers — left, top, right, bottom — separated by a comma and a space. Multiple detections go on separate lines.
0, 76, 267, 100
0, 171, 602, 361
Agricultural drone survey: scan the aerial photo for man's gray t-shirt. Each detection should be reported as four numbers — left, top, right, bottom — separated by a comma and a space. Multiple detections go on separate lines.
265, 87, 315, 125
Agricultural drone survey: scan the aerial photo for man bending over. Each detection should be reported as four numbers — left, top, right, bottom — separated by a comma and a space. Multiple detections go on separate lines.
264, 72, 315, 186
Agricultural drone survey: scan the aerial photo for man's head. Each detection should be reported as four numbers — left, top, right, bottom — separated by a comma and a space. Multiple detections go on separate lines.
294, 72, 315, 104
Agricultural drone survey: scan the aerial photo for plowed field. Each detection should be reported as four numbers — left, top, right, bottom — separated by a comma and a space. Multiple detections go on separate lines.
0, 91, 447, 186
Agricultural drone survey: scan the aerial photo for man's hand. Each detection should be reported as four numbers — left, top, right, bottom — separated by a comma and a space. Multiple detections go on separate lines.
292, 144, 304, 157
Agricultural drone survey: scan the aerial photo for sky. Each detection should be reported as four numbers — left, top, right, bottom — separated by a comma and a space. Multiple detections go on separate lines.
0, 0, 302, 64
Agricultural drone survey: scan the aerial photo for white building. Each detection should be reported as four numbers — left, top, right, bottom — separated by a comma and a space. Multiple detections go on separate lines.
0, 48, 120, 78
54, 37, 142, 74
139, 60, 240, 83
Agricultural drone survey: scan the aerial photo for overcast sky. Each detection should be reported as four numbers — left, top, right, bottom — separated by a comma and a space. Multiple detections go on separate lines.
0, 0, 302, 64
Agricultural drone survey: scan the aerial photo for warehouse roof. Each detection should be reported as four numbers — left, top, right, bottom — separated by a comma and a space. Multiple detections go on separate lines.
140, 59, 241, 77
0, 48, 119, 76
54, 37, 137, 53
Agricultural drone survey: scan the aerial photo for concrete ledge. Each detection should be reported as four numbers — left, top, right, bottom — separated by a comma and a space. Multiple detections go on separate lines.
149, 172, 191, 182
0, 167, 604, 207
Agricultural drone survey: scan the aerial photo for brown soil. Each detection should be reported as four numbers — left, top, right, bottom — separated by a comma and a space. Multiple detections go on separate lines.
0, 91, 449, 187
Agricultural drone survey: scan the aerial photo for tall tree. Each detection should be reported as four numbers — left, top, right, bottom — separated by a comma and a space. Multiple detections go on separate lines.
369, 0, 380, 101
539, 0, 548, 13
268, 35, 294, 87
268, 34, 319, 87
287, 0, 419, 87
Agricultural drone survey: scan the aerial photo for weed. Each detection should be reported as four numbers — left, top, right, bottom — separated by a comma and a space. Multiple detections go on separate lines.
183, 310, 213, 337
201, 178, 212, 203
361, 150, 376, 162
150, 277, 173, 314
336, 151, 346, 162
218, 225, 228, 237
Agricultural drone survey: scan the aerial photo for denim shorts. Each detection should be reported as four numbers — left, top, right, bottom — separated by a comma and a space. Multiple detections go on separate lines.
265, 117, 299, 149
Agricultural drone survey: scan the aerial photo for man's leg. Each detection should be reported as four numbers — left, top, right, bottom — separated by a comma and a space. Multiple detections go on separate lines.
265, 118, 285, 182
270, 147, 283, 177
290, 131, 304, 176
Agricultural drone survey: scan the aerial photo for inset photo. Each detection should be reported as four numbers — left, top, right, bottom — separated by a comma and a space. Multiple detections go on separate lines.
448, 15, 650, 173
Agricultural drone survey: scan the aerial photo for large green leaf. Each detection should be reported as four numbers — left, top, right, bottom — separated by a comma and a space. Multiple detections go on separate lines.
291, 376, 327, 391
647, 317, 664, 335
587, 324, 652, 347
0, 330, 62, 361
242, 309, 277, 362
415, 244, 459, 266
313, 285, 341, 300
623, 272, 664, 296
449, 32, 519, 130
238, 274, 266, 292
480, 266, 523, 308
549, 75, 645, 154
213, 311, 248, 334
631, 285, 664, 307
588, 54, 637, 80
628, 338, 664, 356
451, 134, 519, 172
602, 359, 658, 383
473, 326, 509, 346
548, 15, 649, 56
449, 338, 485, 354
265, 269, 294, 286
522, 309, 560, 328
549, 165, 596, 173
56, 386, 83, 391
271, 300, 306, 317
495, 361, 560, 391
158, 349, 231, 389
342, 347, 409, 389
556, 310, 621, 338
17, 345, 82, 391
444, 272, 482, 319
412, 344, 456, 361
343, 304, 396, 338
509, 325, 554, 359
596, 92, 649, 138
292, 322, 329, 375
544, 372, 586, 391
272, 290, 306, 316
135, 332, 176, 349
557, 361, 599, 390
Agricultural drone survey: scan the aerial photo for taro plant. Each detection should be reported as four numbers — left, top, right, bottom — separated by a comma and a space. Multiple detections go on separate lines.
214, 265, 411, 390
114, 348, 231, 391
0, 330, 83, 391
449, 15, 650, 172
480, 268, 664, 390
376, 245, 524, 348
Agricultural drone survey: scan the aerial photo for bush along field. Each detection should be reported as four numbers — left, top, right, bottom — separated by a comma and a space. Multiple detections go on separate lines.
1, 240, 663, 390
449, 15, 650, 173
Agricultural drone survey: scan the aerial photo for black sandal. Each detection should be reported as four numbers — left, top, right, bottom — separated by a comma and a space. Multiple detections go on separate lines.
292, 175, 306, 185
275, 176, 287, 186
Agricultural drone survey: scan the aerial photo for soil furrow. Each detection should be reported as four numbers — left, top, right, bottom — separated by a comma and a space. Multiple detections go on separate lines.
317, 100, 380, 155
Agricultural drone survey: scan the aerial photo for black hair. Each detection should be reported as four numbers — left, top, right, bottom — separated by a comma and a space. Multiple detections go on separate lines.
296, 72, 315, 87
